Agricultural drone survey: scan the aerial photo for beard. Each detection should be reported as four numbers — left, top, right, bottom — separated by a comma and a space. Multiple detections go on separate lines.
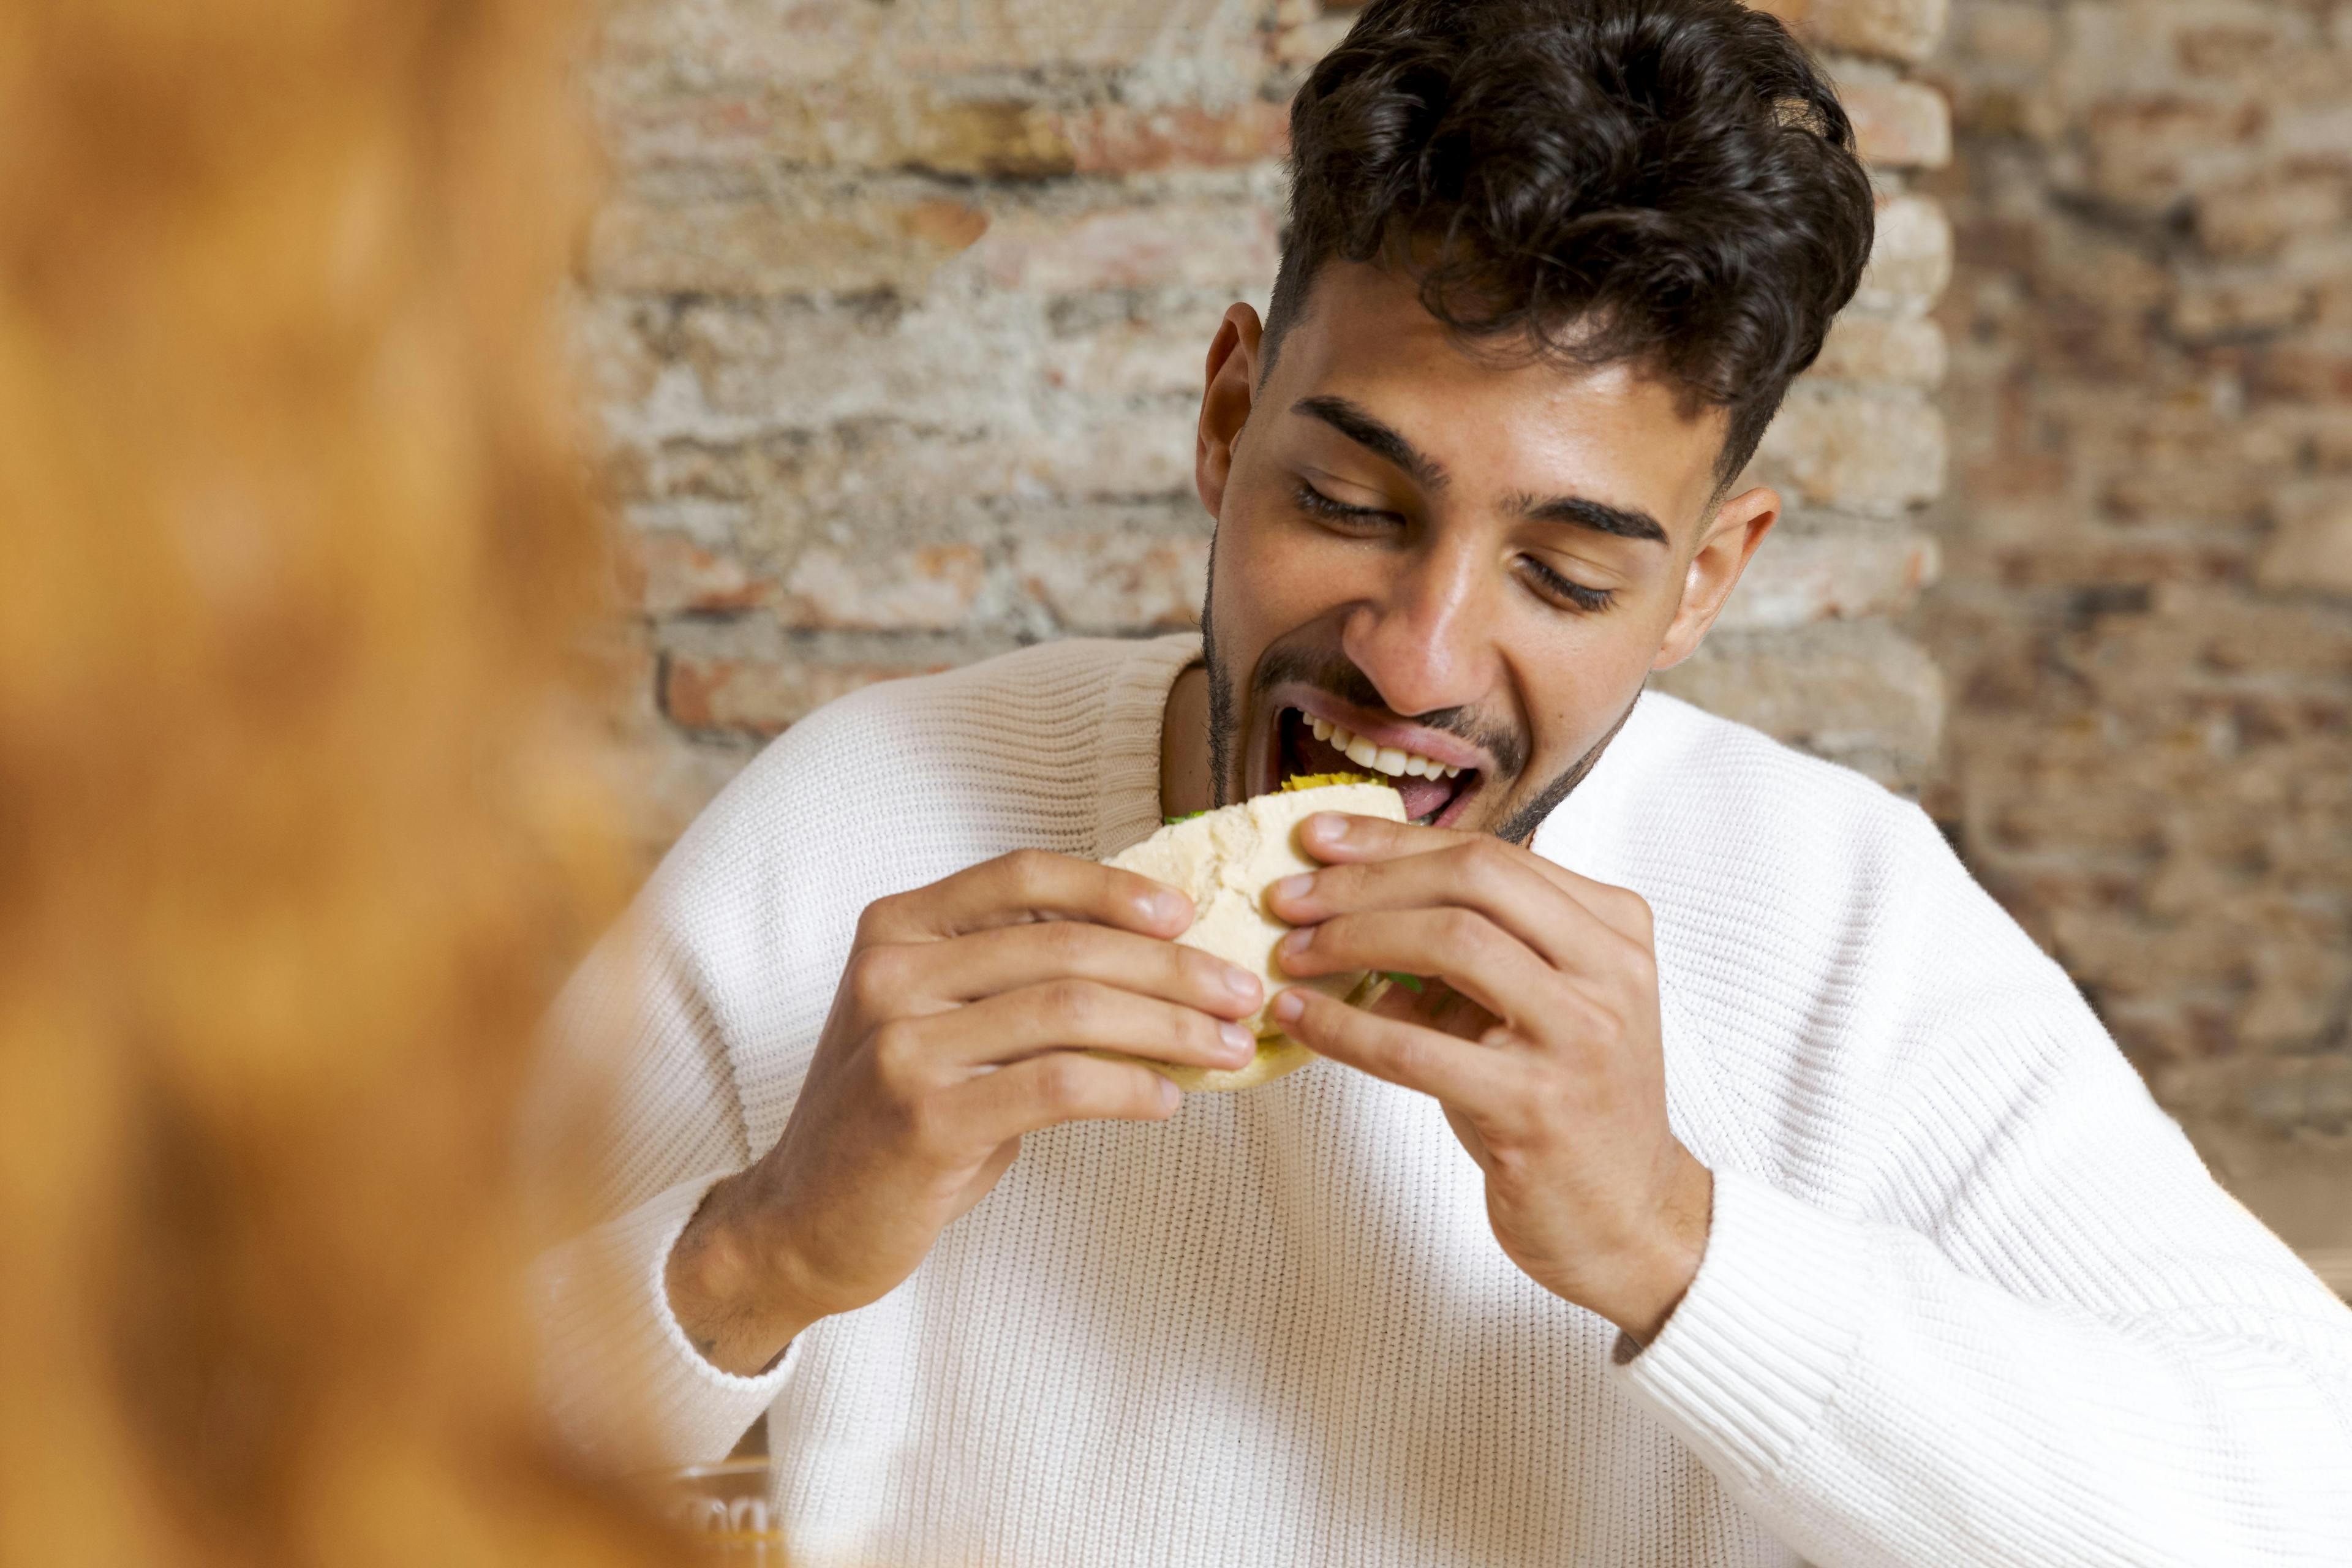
1196, 526, 1634, 841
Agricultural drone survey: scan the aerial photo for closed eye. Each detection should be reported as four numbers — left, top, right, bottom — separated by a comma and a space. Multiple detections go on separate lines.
1517, 555, 1616, 613
1292, 479, 1398, 524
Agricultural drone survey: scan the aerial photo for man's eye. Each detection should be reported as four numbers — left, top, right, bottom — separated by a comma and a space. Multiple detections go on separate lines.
1518, 556, 1616, 613
1292, 480, 1396, 524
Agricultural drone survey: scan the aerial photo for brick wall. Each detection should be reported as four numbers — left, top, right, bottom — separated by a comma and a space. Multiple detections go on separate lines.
1922, 0, 2352, 1254
578, 0, 1958, 859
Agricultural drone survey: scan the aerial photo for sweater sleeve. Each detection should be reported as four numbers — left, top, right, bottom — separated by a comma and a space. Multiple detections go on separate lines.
524, 907, 796, 1468
1613, 970, 2352, 1566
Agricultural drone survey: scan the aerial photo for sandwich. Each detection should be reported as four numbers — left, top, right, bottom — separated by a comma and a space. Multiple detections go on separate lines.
1098, 774, 1406, 1092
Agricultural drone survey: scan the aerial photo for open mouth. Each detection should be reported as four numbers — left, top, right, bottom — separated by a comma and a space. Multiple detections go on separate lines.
1270, 706, 1482, 827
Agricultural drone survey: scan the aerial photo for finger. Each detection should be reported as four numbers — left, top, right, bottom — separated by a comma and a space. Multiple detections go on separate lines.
1273, 905, 1564, 1028
1294, 812, 1654, 946
937, 1052, 1182, 1147
895, 919, 1263, 1019
1265, 834, 1635, 981
1271, 985, 1523, 1118
859, 847, 1193, 944
898, 978, 1259, 1075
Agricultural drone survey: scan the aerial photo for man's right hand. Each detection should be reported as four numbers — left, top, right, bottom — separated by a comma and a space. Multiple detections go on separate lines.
662, 848, 1264, 1374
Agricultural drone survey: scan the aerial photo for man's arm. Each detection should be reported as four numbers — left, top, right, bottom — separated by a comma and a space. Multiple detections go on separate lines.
1268, 808, 2352, 1567
1616, 1041, 2352, 1568
530, 848, 1268, 1463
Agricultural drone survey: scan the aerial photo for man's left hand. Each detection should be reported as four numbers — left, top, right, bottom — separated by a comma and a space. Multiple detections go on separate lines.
1265, 811, 1713, 1346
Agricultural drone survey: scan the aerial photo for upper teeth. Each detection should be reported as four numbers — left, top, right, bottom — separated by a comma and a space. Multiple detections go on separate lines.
1308, 714, 1462, 779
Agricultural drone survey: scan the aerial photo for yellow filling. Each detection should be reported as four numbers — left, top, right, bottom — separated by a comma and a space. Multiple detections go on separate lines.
1278, 771, 1379, 791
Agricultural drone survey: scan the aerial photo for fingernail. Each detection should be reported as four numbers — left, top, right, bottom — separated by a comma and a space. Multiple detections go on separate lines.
1305, 812, 1345, 842
1148, 890, 1189, 926
1219, 1021, 1254, 1061
1158, 1077, 1182, 1112
1222, 964, 1262, 1003
1280, 925, 1313, 956
1271, 872, 1313, 904
1272, 989, 1305, 1024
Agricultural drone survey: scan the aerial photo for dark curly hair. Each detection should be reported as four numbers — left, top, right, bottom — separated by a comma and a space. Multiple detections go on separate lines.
1264, 0, 1875, 486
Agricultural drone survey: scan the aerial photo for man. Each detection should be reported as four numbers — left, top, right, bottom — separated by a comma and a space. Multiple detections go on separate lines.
535, 0, 2352, 1562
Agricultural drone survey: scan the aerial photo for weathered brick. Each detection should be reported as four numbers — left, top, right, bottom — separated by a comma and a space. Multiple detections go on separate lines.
662, 652, 955, 736
1651, 621, 1947, 786
672, 295, 1033, 429
2176, 272, 2316, 341
1058, 100, 1291, 173
586, 189, 990, 297
1810, 312, 1948, 385
1755, 0, 1950, 64
600, 85, 1062, 177
592, 0, 882, 97
1717, 522, 1942, 630
1959, 2, 2056, 68
624, 531, 782, 616
2256, 483, 2352, 596
778, 543, 988, 631
2192, 165, 2342, 263
2085, 96, 2267, 209
1012, 529, 1210, 631
968, 200, 1281, 294
2255, 337, 2352, 402
1039, 307, 1218, 401
1756, 384, 1948, 514
1852, 194, 1954, 315
887, 0, 1268, 80
1843, 77, 1954, 168
1272, 0, 1360, 67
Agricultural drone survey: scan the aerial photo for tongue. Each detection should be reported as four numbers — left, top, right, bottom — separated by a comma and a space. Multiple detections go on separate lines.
1394, 774, 1455, 821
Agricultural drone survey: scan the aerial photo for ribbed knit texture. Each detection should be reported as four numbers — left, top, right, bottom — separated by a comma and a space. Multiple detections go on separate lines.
534, 632, 2352, 1567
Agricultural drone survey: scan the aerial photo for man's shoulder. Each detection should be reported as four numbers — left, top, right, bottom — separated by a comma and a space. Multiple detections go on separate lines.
1569, 690, 1946, 886
647, 633, 1193, 919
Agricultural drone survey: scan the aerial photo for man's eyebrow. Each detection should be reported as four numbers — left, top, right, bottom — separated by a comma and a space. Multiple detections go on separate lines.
1291, 396, 1449, 491
1510, 491, 1670, 545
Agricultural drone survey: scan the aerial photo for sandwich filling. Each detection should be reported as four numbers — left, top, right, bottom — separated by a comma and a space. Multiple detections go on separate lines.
1276, 706, 1479, 826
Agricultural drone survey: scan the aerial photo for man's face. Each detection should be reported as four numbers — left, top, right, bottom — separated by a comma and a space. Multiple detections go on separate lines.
1193, 261, 1779, 842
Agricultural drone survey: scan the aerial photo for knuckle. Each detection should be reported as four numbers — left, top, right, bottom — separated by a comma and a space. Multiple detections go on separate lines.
1003, 848, 1058, 900
1439, 907, 1490, 954
854, 897, 899, 946
1616, 889, 1655, 937
1385, 1027, 1428, 1082
1038, 917, 1094, 967
1463, 836, 1513, 883
843, 945, 902, 1013
867, 1020, 926, 1095
1033, 1054, 1091, 1118
1041, 978, 1099, 1031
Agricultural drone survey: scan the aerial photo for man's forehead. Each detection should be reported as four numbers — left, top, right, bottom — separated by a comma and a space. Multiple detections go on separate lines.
1271, 262, 1730, 533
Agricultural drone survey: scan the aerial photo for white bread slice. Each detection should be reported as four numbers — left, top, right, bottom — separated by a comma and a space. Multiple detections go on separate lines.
1097, 780, 1406, 1091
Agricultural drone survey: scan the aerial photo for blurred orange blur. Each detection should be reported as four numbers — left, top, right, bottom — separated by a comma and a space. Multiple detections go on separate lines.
0, 1, 685, 1561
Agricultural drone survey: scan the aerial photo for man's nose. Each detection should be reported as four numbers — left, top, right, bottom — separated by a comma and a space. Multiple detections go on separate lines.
1338, 535, 1499, 720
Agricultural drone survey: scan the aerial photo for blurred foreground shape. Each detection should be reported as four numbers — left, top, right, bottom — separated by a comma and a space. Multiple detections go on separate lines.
0, 0, 693, 1560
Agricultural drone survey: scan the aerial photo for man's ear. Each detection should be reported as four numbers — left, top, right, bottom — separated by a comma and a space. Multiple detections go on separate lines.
1652, 484, 1781, 671
1195, 303, 1264, 522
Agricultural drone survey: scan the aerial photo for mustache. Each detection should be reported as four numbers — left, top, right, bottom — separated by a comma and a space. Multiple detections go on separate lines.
1253, 644, 1528, 777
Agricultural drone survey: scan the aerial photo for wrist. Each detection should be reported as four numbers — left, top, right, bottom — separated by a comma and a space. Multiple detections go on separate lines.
665, 1173, 823, 1377
1600, 1151, 1714, 1347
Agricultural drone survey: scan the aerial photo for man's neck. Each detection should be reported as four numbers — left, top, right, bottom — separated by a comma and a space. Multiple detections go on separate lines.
1159, 662, 1212, 821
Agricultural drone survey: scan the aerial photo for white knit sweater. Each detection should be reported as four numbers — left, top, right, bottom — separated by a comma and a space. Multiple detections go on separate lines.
536, 631, 2352, 1568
